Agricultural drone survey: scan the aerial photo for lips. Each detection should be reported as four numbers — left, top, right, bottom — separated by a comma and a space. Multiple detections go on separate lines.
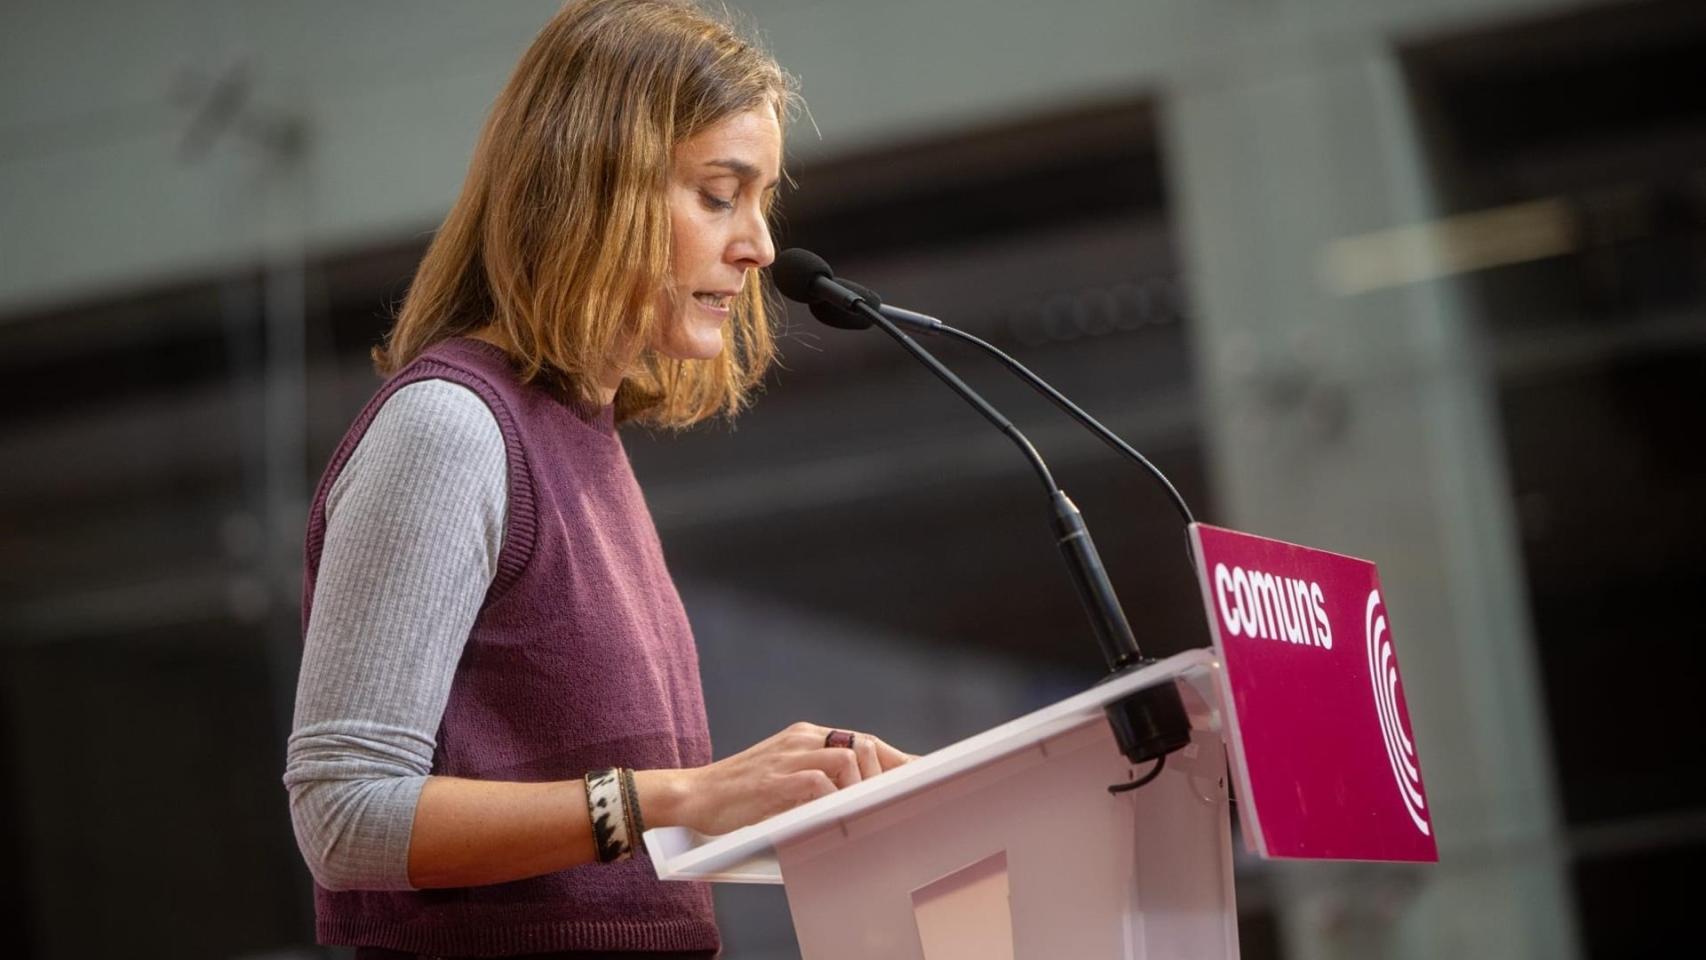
692, 291, 735, 310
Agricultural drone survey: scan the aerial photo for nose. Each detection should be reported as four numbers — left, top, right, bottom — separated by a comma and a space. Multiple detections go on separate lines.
729, 202, 775, 271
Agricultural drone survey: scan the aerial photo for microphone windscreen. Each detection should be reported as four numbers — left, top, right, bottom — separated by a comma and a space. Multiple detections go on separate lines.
772, 248, 833, 304
809, 279, 880, 330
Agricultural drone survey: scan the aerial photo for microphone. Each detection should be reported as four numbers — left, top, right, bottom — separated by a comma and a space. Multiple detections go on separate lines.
773, 248, 1191, 772
809, 279, 943, 334
772, 248, 862, 311
807, 279, 876, 331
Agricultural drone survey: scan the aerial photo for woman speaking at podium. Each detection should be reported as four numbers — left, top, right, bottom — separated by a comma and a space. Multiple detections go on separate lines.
282, 2, 911, 956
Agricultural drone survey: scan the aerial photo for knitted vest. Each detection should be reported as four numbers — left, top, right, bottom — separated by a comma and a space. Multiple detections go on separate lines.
302, 337, 719, 956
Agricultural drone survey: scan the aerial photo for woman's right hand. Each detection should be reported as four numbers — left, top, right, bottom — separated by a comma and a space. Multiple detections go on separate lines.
649, 722, 917, 837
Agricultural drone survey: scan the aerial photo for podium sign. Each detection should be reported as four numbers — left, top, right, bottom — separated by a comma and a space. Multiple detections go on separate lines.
1189, 523, 1438, 862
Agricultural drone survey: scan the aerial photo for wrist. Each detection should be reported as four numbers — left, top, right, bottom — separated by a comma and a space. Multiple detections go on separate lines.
633, 767, 696, 832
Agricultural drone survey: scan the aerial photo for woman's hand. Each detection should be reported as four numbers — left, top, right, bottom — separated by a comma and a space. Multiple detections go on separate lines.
642, 722, 916, 837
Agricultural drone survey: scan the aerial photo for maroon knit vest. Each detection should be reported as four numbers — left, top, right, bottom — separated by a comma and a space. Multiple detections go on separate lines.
302, 337, 719, 956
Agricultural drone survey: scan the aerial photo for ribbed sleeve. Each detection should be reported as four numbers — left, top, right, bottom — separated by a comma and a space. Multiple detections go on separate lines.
283, 379, 508, 891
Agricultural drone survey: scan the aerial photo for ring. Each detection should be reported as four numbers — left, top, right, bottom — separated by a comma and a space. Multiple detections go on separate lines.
825, 729, 856, 751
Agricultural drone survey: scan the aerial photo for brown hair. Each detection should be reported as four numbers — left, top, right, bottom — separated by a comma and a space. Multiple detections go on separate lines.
375, 0, 796, 427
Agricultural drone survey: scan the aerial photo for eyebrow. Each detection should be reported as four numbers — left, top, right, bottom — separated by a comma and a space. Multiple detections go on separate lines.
703, 158, 781, 189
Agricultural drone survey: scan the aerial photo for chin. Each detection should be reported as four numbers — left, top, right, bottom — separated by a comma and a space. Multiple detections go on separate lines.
659, 331, 726, 362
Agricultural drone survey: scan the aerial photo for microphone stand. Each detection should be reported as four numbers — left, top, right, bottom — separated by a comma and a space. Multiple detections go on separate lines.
837, 294, 1193, 772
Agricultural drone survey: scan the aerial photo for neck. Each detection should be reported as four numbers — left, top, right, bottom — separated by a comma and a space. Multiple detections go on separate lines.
469, 326, 623, 407
594, 371, 623, 408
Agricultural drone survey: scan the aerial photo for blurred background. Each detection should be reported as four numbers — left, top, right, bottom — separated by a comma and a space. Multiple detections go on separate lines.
2, 0, 1703, 957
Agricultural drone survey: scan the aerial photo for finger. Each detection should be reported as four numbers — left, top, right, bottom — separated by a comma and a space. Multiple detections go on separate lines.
796, 745, 862, 789
863, 735, 916, 771
850, 734, 882, 781
788, 724, 832, 751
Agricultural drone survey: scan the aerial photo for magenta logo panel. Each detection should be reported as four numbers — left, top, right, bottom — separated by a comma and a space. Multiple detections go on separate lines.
1189, 523, 1438, 862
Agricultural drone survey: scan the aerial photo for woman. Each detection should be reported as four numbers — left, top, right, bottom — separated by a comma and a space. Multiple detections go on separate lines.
282, 2, 912, 956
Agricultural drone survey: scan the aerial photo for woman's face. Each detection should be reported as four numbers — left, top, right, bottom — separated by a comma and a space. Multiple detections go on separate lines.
658, 104, 782, 361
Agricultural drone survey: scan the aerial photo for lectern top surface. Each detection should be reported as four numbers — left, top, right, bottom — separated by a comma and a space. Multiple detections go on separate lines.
644, 648, 1218, 883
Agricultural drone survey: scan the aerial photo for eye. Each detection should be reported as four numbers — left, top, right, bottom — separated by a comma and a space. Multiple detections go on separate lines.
698, 189, 735, 212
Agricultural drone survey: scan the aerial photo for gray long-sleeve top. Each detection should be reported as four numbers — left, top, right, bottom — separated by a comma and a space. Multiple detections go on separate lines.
282, 379, 509, 891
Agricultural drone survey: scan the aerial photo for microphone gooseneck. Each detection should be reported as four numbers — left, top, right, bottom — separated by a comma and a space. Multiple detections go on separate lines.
806, 280, 1192, 526
773, 248, 1192, 768
777, 250, 1061, 497
934, 325, 1194, 525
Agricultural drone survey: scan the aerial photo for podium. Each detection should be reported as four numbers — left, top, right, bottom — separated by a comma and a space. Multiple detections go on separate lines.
647, 524, 1437, 956
645, 650, 1240, 960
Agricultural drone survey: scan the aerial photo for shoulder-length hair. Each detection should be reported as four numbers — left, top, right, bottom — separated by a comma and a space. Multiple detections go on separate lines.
375, 0, 797, 428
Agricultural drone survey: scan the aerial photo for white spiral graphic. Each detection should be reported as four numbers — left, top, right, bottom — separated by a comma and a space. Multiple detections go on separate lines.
1365, 589, 1429, 836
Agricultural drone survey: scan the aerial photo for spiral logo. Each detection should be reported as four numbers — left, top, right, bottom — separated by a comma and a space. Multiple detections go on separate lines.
1365, 590, 1429, 835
